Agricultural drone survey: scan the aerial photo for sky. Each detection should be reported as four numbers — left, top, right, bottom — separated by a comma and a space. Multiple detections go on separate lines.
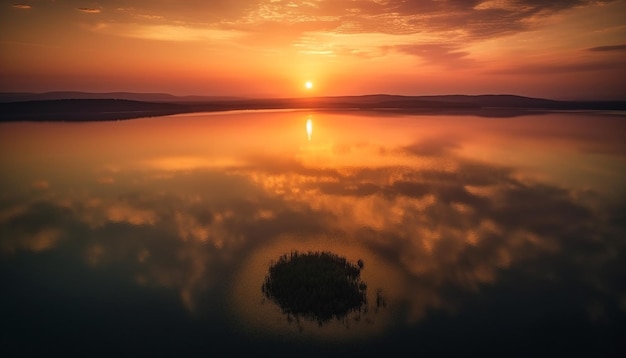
1, 0, 625, 99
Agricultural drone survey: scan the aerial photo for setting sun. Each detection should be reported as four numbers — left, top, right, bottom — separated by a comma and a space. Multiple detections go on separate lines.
305, 81, 313, 90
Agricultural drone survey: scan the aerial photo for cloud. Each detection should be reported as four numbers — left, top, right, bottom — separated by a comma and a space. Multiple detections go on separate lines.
393, 43, 476, 67
76, 0, 615, 43
490, 58, 626, 74
2, 228, 63, 253
403, 137, 461, 157
587, 44, 626, 52
0, 201, 70, 254
106, 203, 157, 226
110, 0, 261, 24
70, 0, 619, 74
230, 0, 615, 40
90, 23, 246, 42
71, 0, 613, 73
11, 4, 32, 9
76, 7, 102, 14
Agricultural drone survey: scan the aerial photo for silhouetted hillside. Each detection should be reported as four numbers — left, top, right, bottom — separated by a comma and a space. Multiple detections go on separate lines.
0, 91, 244, 103
414, 94, 626, 110
0, 99, 187, 121
1, 93, 624, 121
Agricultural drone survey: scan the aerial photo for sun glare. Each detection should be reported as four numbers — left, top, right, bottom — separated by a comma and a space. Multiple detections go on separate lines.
305, 81, 313, 89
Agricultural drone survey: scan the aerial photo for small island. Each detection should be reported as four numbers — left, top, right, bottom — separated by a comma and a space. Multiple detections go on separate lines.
262, 251, 368, 325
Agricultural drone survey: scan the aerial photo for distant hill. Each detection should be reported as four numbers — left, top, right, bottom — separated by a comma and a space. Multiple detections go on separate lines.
0, 91, 245, 103
0, 99, 187, 121
1, 93, 624, 122
182, 94, 626, 112
410, 94, 626, 110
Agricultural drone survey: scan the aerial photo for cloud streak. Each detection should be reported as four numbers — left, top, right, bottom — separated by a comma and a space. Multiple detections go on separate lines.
76, 7, 102, 14
490, 58, 626, 74
393, 43, 476, 67
89, 22, 247, 42
587, 44, 626, 52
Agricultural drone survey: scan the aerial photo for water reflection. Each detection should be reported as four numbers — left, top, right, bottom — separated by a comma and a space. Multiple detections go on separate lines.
0, 111, 625, 354
306, 115, 312, 142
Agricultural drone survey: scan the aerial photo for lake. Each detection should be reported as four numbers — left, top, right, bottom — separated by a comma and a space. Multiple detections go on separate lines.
1, 110, 625, 357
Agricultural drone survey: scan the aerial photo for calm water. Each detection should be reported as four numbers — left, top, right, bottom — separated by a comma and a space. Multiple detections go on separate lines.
1, 110, 625, 357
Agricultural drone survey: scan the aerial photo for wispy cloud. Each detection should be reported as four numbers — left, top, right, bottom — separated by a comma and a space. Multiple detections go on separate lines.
68, 0, 621, 61
587, 44, 626, 52
72, 0, 615, 42
12, 4, 32, 9
231, 0, 616, 41
393, 43, 476, 68
77, 7, 102, 14
90, 22, 245, 42
490, 59, 626, 75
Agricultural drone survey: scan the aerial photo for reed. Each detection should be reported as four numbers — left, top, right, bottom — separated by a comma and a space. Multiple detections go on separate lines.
262, 251, 367, 324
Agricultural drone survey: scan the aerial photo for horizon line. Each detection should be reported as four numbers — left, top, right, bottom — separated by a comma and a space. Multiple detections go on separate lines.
2, 90, 626, 102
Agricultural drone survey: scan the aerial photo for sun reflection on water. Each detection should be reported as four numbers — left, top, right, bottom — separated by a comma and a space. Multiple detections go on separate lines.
306, 116, 313, 142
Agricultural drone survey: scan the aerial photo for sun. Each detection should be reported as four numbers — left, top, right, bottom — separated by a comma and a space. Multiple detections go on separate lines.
305, 81, 313, 90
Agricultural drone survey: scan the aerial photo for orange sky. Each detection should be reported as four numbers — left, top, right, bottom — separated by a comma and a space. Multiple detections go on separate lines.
1, 0, 625, 99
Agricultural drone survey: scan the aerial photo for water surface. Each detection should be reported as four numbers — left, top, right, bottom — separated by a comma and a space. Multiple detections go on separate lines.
1, 110, 625, 356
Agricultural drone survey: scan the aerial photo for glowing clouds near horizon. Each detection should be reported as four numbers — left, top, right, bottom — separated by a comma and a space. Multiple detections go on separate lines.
1, 1, 625, 99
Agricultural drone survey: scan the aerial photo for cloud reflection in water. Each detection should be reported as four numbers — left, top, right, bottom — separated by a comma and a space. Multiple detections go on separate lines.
0, 111, 625, 345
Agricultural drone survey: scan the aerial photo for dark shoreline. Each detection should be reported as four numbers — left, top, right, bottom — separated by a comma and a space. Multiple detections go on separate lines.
1, 94, 625, 122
